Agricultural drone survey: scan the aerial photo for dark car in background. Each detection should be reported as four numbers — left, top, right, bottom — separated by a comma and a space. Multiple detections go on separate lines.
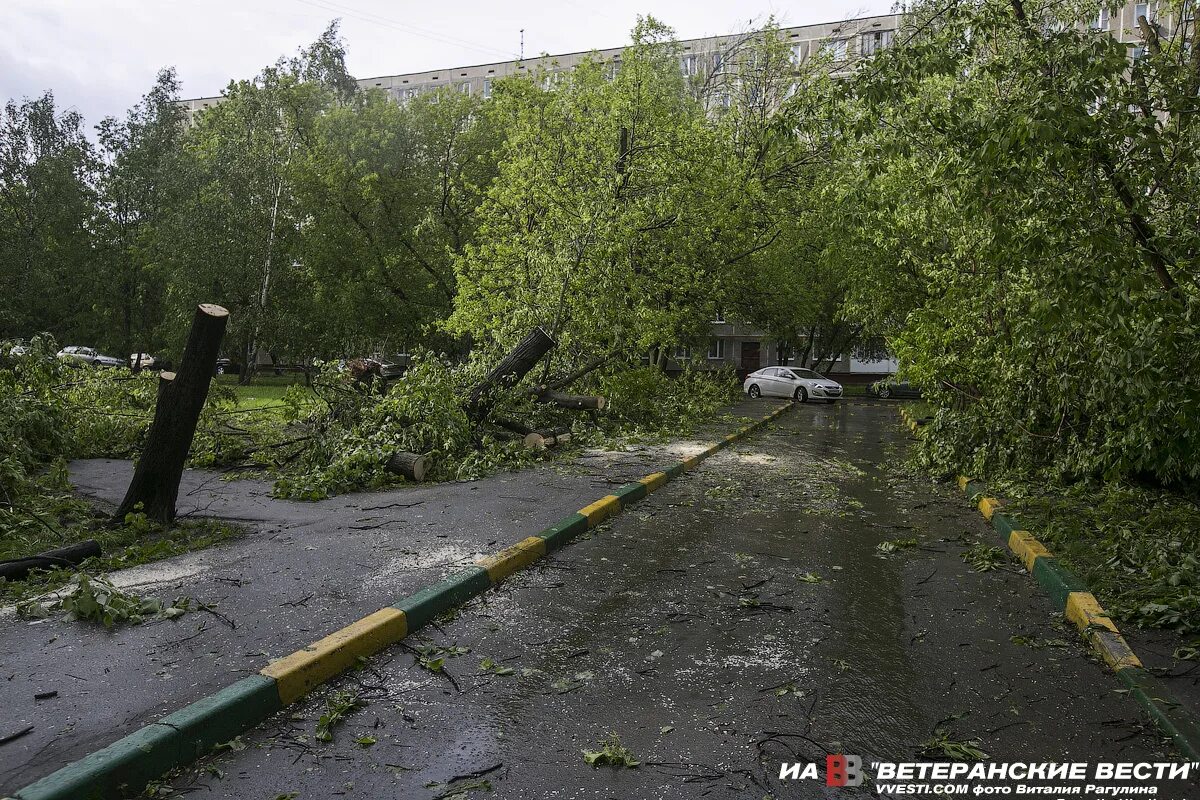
870, 377, 922, 399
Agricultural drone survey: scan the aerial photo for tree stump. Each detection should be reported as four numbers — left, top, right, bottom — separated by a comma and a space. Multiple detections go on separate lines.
115, 304, 229, 524
385, 451, 431, 482
523, 427, 572, 450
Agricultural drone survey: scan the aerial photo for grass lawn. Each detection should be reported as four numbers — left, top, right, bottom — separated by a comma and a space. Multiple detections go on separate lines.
215, 373, 316, 412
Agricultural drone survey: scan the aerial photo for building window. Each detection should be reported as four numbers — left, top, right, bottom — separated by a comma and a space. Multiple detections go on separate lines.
791, 43, 804, 64
1131, 44, 1148, 60
681, 54, 698, 76
1091, 6, 1109, 29
821, 38, 848, 61
482, 79, 492, 99
1134, 2, 1156, 22
459, 82, 471, 95
707, 339, 725, 360
674, 345, 690, 360
860, 30, 893, 57
712, 52, 724, 73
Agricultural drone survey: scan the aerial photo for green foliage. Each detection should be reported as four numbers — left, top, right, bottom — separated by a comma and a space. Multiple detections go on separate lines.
962, 544, 1008, 573
816, 0, 1200, 488
1010, 483, 1200, 632
596, 366, 739, 435
918, 729, 989, 762
582, 732, 641, 768
315, 690, 364, 742
17, 572, 194, 627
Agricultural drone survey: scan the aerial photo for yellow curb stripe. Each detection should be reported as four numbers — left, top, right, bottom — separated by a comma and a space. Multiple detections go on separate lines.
1065, 591, 1119, 634
724, 433, 740, 443
639, 472, 668, 493
477, 535, 547, 583
1007, 530, 1052, 571
977, 496, 1002, 520
1090, 629, 1143, 671
579, 495, 621, 527
261, 607, 408, 705
681, 454, 703, 471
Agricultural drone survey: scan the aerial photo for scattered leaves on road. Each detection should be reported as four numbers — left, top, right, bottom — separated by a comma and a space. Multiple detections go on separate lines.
582, 732, 640, 768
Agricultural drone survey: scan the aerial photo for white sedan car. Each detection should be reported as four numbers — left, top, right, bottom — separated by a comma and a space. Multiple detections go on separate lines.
743, 367, 843, 403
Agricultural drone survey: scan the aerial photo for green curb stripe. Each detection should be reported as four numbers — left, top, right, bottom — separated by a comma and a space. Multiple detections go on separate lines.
14, 676, 283, 800
393, 566, 490, 630
536, 512, 589, 552
15, 723, 180, 800
936, 436, 1200, 757
1118, 668, 1200, 759
611, 482, 647, 505
14, 404, 792, 800
990, 512, 1019, 537
158, 675, 281, 761
1030, 556, 1088, 610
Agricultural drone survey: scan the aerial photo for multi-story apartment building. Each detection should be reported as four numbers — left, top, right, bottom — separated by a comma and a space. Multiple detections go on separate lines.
180, 13, 903, 121
179, 3, 1179, 379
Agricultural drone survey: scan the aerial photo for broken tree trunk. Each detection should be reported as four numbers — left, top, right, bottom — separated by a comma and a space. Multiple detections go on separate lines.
0, 540, 102, 580
523, 427, 572, 451
465, 327, 556, 421
114, 304, 229, 524
534, 391, 606, 411
385, 451, 431, 482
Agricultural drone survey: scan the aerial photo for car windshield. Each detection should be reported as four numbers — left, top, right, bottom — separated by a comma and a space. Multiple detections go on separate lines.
790, 369, 821, 379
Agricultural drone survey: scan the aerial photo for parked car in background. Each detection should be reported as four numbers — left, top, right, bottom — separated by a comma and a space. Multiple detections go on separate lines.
129, 353, 156, 370
870, 377, 922, 399
744, 367, 843, 403
57, 346, 124, 368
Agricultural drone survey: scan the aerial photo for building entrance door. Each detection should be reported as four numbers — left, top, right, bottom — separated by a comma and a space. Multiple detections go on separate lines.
740, 341, 761, 378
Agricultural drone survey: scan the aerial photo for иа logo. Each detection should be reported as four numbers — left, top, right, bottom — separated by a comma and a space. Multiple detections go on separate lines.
827, 754, 864, 787
777, 755, 864, 786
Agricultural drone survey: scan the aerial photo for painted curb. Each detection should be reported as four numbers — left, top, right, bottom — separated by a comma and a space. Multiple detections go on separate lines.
896, 405, 1200, 759
11, 402, 792, 800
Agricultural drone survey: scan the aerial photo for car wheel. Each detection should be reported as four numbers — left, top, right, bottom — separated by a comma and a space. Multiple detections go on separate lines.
748, 384, 761, 399
795, 387, 808, 403
878, 386, 891, 399
215, 365, 225, 375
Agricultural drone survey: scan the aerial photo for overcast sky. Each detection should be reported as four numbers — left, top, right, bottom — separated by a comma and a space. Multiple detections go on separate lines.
3, 0, 892, 126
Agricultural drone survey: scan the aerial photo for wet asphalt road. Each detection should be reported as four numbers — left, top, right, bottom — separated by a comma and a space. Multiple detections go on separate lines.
0, 400, 784, 794
137, 401, 1191, 800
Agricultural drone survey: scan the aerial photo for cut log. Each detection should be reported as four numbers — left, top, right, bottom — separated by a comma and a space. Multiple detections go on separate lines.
492, 416, 535, 436
385, 451, 431, 482
115, 304, 229, 524
0, 540, 102, 580
465, 327, 556, 421
534, 391, 607, 411
523, 427, 573, 450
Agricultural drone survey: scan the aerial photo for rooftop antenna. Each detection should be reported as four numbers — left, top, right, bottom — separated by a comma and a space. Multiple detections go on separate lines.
520, 29, 525, 60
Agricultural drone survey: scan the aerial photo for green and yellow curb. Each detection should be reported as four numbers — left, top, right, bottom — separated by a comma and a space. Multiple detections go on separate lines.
11, 402, 792, 800
898, 405, 1199, 758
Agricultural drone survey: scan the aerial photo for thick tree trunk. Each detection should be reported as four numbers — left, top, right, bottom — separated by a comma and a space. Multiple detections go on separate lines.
385, 451, 430, 481
465, 327, 556, 420
0, 540, 102, 580
115, 304, 229, 524
533, 391, 606, 411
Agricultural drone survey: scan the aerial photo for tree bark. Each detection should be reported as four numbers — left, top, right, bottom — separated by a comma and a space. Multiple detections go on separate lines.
115, 304, 229, 524
533, 391, 606, 411
385, 451, 430, 481
0, 540, 102, 580
465, 327, 556, 420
